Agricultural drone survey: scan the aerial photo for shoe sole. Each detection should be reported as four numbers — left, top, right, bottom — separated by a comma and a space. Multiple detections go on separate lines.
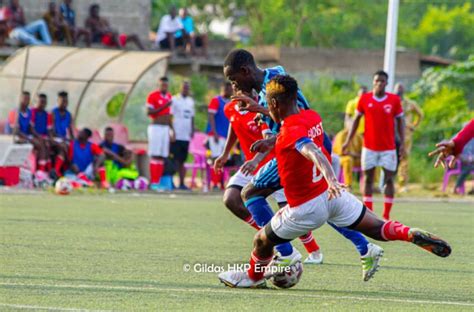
363, 249, 384, 282
411, 231, 451, 258
219, 278, 267, 289
303, 258, 323, 265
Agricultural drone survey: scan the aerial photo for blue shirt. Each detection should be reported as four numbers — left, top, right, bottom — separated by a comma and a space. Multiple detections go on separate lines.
175, 16, 194, 38
52, 107, 72, 138
60, 3, 75, 27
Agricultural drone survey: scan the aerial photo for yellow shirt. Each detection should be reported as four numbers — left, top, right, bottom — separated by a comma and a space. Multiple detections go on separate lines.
333, 129, 363, 157
345, 96, 364, 134
402, 98, 423, 130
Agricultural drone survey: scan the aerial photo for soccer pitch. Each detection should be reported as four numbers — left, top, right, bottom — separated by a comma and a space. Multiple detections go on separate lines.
0, 193, 473, 311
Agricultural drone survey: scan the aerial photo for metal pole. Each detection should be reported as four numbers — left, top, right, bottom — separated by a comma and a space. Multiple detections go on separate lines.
383, 0, 399, 92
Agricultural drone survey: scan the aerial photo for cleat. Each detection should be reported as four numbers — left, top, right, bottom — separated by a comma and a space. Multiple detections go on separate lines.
218, 270, 266, 288
266, 249, 302, 279
304, 250, 324, 265
408, 228, 451, 258
361, 243, 384, 282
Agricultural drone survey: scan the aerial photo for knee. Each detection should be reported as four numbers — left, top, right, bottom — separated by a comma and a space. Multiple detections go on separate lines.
241, 184, 252, 202
223, 191, 238, 210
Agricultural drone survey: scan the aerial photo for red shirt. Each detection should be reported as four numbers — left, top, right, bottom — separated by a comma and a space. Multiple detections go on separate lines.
68, 141, 103, 160
276, 110, 331, 207
453, 119, 474, 155
146, 90, 172, 120
357, 92, 403, 151
224, 101, 274, 173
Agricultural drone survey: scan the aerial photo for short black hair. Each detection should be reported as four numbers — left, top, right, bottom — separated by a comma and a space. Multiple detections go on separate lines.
104, 126, 113, 132
89, 3, 99, 14
224, 49, 256, 71
266, 74, 298, 104
221, 81, 232, 88
374, 70, 388, 79
160, 76, 168, 82
38, 93, 47, 99
58, 91, 68, 98
83, 128, 92, 138
22, 91, 30, 97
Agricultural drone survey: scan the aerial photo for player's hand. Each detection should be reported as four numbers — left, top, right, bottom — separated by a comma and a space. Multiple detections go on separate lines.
398, 145, 406, 159
214, 153, 228, 173
241, 159, 259, 176
341, 142, 350, 155
428, 140, 457, 168
327, 179, 346, 200
254, 113, 263, 126
232, 95, 261, 113
250, 138, 275, 153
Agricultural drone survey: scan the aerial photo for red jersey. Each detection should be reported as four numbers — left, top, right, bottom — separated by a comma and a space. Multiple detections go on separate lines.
276, 110, 331, 207
146, 90, 172, 120
224, 101, 274, 173
357, 92, 403, 151
453, 119, 474, 155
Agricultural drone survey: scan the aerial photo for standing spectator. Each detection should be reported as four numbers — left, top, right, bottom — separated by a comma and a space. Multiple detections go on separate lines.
4, 0, 52, 46
155, 5, 184, 53
146, 76, 175, 191
176, 7, 208, 57
333, 123, 363, 191
206, 82, 232, 189
60, 0, 91, 46
171, 81, 195, 190
394, 83, 423, 192
343, 70, 405, 220
43, 1, 73, 45
454, 139, 474, 195
85, 4, 144, 50
345, 86, 367, 134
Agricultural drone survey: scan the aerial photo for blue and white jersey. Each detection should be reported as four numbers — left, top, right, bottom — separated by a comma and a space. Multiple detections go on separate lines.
258, 66, 310, 134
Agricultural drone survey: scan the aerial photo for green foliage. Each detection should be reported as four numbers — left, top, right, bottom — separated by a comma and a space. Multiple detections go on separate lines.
106, 92, 126, 118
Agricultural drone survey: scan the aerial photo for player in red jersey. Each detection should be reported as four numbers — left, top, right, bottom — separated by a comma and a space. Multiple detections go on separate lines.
342, 70, 404, 220
146, 76, 175, 190
218, 75, 451, 288
214, 95, 323, 264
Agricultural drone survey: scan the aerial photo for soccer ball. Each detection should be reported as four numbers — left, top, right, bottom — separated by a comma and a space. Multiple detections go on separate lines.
133, 177, 149, 191
269, 260, 303, 289
116, 179, 133, 190
55, 177, 73, 195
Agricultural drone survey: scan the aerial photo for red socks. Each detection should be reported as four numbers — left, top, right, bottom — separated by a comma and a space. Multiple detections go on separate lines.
98, 167, 109, 188
383, 196, 394, 220
299, 232, 320, 253
150, 159, 164, 184
244, 215, 261, 230
55, 156, 64, 177
248, 251, 273, 281
211, 168, 223, 188
363, 195, 373, 211
381, 220, 411, 242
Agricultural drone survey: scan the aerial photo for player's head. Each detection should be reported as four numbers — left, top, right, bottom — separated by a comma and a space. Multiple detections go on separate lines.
181, 81, 190, 97
159, 76, 169, 93
79, 128, 92, 142
57, 91, 68, 109
48, 1, 56, 14
169, 5, 177, 18
394, 82, 404, 96
89, 4, 100, 17
64, 0, 72, 6
104, 126, 114, 143
358, 85, 368, 97
223, 49, 259, 93
265, 75, 298, 124
179, 7, 188, 18
20, 91, 30, 108
10, 0, 19, 8
373, 70, 388, 94
37, 93, 47, 110
221, 81, 232, 98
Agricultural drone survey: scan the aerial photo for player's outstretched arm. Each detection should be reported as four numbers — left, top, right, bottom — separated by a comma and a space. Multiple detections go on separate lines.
214, 124, 237, 172
232, 94, 269, 116
299, 141, 345, 200
342, 114, 362, 154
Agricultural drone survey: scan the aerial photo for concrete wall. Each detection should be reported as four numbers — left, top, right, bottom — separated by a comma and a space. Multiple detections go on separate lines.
19, 0, 150, 41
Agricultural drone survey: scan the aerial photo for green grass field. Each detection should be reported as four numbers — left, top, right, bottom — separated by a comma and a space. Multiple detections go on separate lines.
0, 193, 473, 311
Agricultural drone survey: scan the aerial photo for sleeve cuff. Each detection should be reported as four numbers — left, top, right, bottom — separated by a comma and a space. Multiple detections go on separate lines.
295, 137, 312, 152
395, 112, 404, 118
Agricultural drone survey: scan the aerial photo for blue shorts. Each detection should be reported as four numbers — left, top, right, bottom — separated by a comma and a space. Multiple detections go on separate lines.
251, 158, 282, 190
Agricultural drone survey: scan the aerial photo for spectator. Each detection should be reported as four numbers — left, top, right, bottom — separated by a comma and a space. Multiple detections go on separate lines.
454, 138, 474, 195
146, 76, 174, 191
43, 1, 73, 45
171, 81, 195, 190
0, 5, 8, 47
100, 127, 138, 186
206, 82, 232, 189
66, 128, 108, 188
333, 122, 363, 191
85, 4, 144, 50
176, 7, 208, 57
394, 83, 423, 192
344, 86, 367, 134
4, 0, 52, 45
31, 93, 52, 171
155, 5, 184, 53
60, 0, 91, 46
9, 91, 49, 172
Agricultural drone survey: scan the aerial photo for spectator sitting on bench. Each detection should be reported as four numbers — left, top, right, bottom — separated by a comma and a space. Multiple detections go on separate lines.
60, 0, 91, 47
100, 127, 139, 186
177, 7, 208, 57
4, 0, 52, 46
155, 5, 184, 54
85, 3, 144, 50
43, 1, 73, 45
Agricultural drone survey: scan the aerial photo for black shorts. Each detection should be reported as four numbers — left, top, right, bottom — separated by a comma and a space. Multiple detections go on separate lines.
159, 37, 184, 49
171, 140, 190, 163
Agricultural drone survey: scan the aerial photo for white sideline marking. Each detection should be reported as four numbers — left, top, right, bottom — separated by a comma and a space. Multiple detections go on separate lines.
0, 302, 109, 311
1, 282, 473, 307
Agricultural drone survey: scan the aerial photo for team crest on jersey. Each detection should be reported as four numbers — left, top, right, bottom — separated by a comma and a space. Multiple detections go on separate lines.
368, 103, 374, 108
383, 104, 392, 114
247, 120, 259, 133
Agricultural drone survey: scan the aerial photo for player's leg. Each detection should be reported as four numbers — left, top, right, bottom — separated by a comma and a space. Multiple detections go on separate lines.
361, 147, 377, 210
30, 137, 48, 172
381, 149, 398, 220
148, 125, 167, 190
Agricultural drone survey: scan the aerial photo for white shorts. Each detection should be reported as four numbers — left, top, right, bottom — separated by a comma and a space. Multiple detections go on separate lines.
148, 124, 170, 157
208, 136, 226, 158
361, 147, 397, 171
270, 191, 364, 240
227, 169, 287, 204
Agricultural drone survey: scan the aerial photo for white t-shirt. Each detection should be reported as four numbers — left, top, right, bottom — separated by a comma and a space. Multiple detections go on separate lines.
171, 94, 195, 141
156, 14, 183, 43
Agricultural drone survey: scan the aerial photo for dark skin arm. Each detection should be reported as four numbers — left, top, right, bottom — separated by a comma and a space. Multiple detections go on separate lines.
231, 94, 270, 116
147, 102, 172, 116
208, 111, 219, 142
397, 116, 406, 158
342, 113, 362, 154
214, 124, 237, 172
